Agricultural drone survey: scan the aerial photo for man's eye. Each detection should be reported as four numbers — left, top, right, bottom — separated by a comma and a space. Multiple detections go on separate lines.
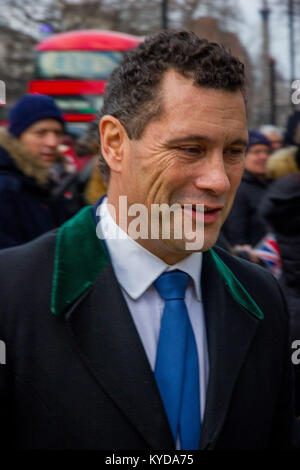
181, 147, 202, 154
225, 148, 244, 157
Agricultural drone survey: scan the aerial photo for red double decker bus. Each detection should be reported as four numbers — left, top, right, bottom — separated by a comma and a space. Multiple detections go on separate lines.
29, 30, 142, 137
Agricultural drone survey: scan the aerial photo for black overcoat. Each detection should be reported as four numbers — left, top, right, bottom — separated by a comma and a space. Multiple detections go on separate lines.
0, 206, 299, 449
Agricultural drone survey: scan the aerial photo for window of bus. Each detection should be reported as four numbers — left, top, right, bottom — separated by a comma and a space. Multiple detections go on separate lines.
35, 51, 123, 79
53, 95, 103, 115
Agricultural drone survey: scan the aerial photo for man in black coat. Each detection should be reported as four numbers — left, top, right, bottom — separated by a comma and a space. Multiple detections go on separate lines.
0, 94, 74, 249
0, 31, 299, 450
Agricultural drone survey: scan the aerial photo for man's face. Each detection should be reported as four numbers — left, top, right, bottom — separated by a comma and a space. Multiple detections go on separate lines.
19, 118, 64, 168
245, 144, 270, 177
108, 70, 248, 263
267, 132, 283, 151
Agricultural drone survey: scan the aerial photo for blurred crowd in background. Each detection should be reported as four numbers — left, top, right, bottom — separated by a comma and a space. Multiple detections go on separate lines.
0, 93, 107, 250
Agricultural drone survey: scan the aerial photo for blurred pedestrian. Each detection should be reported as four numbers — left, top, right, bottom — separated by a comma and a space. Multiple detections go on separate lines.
74, 120, 107, 205
266, 145, 300, 180
261, 145, 300, 326
260, 174, 300, 333
49, 120, 107, 211
222, 130, 271, 253
83, 157, 107, 205
260, 146, 300, 415
74, 120, 100, 171
0, 93, 74, 248
284, 108, 300, 146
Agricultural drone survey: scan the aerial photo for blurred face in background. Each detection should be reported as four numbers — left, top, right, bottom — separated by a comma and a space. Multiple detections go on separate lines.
245, 144, 270, 177
266, 132, 283, 151
19, 118, 64, 168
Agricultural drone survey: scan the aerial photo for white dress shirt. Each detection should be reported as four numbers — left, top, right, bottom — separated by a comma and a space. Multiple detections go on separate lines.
98, 197, 209, 438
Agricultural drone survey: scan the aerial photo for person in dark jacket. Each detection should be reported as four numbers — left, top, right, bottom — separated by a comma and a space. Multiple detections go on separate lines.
261, 170, 300, 333
260, 146, 300, 415
222, 130, 271, 251
284, 109, 300, 146
0, 94, 74, 249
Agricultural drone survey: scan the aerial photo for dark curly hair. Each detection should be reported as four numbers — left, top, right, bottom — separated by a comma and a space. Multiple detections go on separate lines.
98, 30, 246, 182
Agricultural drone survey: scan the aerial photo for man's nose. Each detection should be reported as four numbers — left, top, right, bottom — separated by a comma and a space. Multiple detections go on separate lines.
44, 132, 60, 147
193, 152, 231, 196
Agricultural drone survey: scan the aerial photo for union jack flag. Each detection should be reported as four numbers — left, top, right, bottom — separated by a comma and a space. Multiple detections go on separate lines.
253, 233, 282, 278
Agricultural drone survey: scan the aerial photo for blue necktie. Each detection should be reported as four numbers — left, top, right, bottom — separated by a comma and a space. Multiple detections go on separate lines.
154, 270, 201, 450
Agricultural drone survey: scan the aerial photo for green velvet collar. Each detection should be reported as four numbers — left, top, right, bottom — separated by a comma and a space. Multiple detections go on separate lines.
208, 249, 263, 320
51, 205, 263, 320
51, 205, 109, 315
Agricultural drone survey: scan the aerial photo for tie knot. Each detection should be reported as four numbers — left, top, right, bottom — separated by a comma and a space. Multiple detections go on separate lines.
154, 270, 190, 301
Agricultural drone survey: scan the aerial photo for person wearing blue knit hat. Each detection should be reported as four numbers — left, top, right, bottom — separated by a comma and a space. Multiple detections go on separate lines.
222, 130, 272, 252
9, 93, 65, 137
247, 130, 272, 149
8, 93, 65, 168
245, 130, 272, 176
0, 93, 73, 249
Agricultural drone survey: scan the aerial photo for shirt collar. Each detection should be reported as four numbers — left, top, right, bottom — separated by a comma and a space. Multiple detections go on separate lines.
99, 198, 202, 301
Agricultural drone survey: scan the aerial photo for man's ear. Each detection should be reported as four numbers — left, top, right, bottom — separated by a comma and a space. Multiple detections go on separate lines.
99, 115, 128, 174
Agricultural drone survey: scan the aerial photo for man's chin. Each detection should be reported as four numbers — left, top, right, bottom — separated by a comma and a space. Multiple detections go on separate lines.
181, 224, 222, 253
163, 234, 219, 256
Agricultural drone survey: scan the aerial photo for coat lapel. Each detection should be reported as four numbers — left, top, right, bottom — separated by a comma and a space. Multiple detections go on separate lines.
199, 251, 261, 449
51, 205, 173, 448
64, 262, 174, 450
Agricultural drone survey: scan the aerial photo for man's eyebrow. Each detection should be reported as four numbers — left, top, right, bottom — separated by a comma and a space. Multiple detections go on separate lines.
167, 135, 248, 147
229, 138, 248, 147
167, 135, 215, 145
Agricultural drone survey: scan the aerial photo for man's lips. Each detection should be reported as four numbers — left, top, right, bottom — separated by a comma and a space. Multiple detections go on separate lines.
180, 203, 224, 211
202, 208, 222, 223
180, 204, 224, 223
